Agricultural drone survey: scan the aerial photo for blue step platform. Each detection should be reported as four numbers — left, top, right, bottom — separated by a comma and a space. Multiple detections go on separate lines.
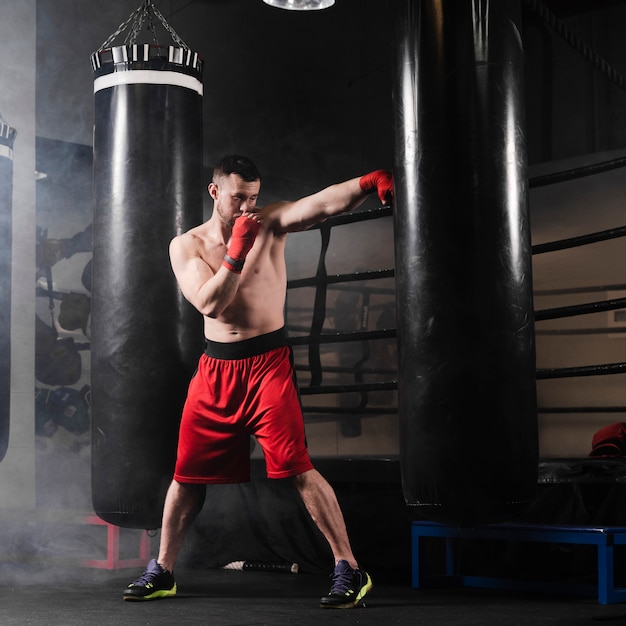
411, 520, 626, 604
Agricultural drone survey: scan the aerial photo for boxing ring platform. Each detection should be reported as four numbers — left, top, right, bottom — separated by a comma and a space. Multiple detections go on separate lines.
410, 458, 626, 604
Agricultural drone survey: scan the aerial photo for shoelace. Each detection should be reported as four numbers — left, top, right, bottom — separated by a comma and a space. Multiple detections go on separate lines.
133, 567, 163, 586
330, 566, 355, 594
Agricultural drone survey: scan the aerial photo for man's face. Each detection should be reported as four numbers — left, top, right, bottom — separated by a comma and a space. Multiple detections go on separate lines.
210, 173, 260, 226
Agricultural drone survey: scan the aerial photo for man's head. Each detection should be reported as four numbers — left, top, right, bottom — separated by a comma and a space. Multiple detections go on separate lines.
212, 155, 261, 184
209, 155, 262, 225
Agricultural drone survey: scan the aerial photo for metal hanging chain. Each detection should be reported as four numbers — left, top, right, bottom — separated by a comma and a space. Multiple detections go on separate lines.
524, 0, 626, 94
97, 0, 189, 52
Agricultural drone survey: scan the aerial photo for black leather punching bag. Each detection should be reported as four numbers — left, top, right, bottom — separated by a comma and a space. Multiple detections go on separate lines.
0, 120, 16, 464
392, 0, 538, 525
90, 43, 204, 528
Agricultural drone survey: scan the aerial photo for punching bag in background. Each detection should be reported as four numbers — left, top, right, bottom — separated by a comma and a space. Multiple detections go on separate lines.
90, 3, 204, 528
392, 0, 538, 525
0, 118, 16, 464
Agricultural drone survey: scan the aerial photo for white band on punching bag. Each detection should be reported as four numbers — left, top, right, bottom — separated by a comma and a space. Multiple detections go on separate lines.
94, 70, 203, 95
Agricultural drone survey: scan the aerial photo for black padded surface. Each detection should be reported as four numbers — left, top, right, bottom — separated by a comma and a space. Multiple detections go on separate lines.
538, 458, 626, 484
1, 565, 622, 625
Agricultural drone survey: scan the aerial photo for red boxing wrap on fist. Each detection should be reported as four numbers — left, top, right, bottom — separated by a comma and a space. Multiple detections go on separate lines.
359, 169, 394, 206
223, 215, 261, 274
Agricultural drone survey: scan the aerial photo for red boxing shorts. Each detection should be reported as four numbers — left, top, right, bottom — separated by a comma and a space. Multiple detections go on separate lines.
174, 327, 314, 484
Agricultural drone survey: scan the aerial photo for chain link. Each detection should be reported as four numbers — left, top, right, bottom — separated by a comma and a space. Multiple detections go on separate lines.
97, 0, 189, 52
524, 0, 626, 94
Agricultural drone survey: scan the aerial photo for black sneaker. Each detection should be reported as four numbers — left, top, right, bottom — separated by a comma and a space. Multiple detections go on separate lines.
319, 559, 373, 609
122, 559, 177, 601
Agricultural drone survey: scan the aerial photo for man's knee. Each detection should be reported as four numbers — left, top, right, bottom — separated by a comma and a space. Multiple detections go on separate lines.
171, 480, 207, 510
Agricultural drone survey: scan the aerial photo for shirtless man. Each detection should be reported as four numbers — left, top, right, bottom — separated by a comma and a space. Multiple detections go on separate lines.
123, 155, 393, 608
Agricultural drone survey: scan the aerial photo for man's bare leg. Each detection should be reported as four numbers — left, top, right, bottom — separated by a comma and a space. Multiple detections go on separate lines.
293, 468, 373, 608
157, 480, 206, 572
123, 480, 205, 600
292, 468, 358, 569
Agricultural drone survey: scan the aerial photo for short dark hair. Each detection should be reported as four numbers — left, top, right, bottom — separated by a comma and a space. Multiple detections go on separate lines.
213, 155, 261, 183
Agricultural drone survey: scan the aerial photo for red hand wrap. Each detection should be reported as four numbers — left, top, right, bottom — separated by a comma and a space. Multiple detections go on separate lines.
359, 169, 394, 205
222, 215, 261, 274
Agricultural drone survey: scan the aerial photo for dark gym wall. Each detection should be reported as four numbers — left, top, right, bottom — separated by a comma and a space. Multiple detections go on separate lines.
34, 0, 626, 190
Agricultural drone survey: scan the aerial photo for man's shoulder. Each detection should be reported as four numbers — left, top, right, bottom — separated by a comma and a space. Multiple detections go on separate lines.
169, 226, 209, 261
174, 223, 210, 244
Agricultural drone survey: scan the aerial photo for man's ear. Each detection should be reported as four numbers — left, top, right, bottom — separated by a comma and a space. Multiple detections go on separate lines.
208, 182, 218, 200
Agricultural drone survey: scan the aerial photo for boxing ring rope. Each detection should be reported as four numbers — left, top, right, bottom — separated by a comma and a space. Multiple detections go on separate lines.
524, 0, 626, 415
282, 3, 626, 428
524, 0, 626, 411
535, 294, 626, 321
529, 156, 626, 189
285, 205, 397, 421
285, 153, 626, 424
530, 158, 626, 415
501, 152, 626, 414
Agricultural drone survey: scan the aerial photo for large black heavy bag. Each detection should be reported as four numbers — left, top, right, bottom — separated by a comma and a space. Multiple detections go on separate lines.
0, 121, 16, 463
392, 0, 538, 525
91, 44, 204, 528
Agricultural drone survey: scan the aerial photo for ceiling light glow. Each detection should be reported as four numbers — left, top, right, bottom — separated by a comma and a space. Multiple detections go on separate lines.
263, 0, 335, 11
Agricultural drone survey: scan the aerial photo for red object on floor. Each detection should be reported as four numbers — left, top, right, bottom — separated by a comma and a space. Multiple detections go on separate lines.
82, 514, 150, 570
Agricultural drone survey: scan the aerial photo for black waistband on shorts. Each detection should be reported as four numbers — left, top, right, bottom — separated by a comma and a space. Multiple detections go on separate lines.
204, 327, 288, 360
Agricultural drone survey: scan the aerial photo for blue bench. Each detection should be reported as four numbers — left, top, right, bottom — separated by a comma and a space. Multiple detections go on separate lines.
411, 520, 626, 604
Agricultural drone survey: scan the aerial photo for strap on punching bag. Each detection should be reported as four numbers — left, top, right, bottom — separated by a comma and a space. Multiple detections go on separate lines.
0, 115, 16, 463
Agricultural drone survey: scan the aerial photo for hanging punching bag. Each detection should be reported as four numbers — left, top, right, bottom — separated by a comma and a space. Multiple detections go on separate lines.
0, 119, 16, 464
393, 0, 538, 525
90, 41, 204, 528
